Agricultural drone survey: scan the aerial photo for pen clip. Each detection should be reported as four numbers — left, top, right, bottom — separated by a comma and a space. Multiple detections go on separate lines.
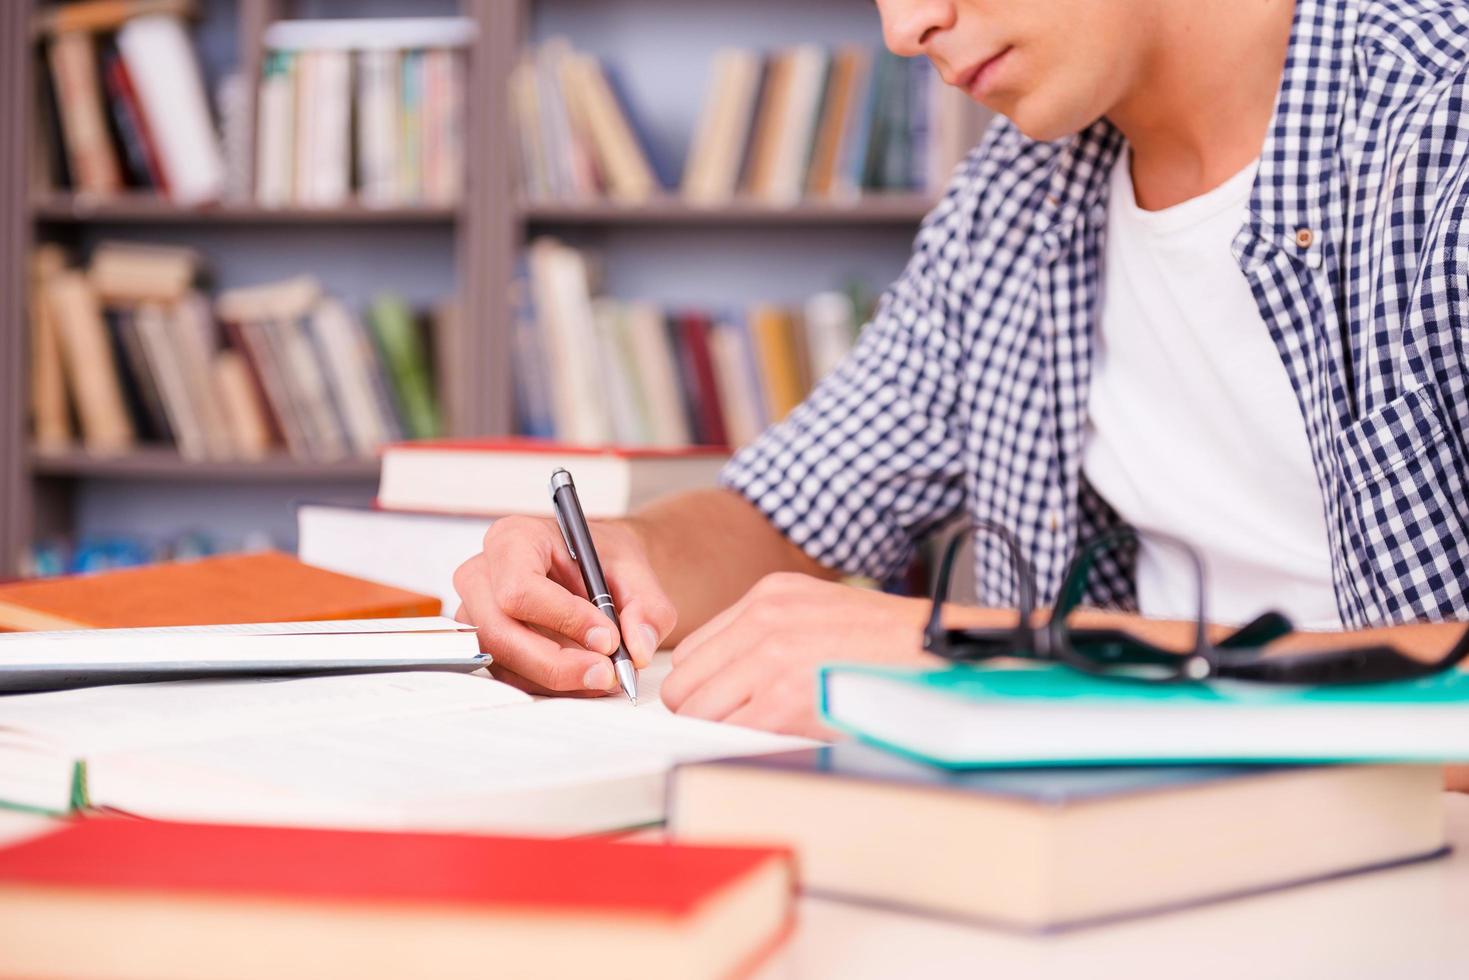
552, 492, 577, 561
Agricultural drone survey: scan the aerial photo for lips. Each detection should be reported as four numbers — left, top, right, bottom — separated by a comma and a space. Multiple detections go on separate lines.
952, 46, 1013, 99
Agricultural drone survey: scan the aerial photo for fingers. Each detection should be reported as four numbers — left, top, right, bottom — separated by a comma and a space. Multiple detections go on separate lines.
476, 605, 621, 692
669, 654, 762, 721
608, 555, 678, 668
486, 663, 612, 699
662, 616, 760, 711
495, 574, 619, 655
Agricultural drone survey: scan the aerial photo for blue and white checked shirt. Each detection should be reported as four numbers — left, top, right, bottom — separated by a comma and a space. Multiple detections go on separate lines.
722, 0, 1469, 627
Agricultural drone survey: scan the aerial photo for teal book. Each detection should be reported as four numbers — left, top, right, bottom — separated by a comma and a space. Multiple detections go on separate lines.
670, 743, 1447, 932
819, 662, 1469, 768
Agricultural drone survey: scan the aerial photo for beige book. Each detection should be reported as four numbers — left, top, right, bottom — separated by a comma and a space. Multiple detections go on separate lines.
28, 247, 72, 453
567, 53, 658, 203
134, 302, 207, 460
681, 48, 738, 202
45, 272, 134, 454
765, 45, 829, 205
167, 294, 236, 460
46, 31, 123, 196
526, 238, 613, 445
212, 351, 271, 459
742, 51, 792, 199
625, 301, 692, 447
309, 299, 391, 457
88, 242, 198, 306
701, 50, 762, 204
215, 276, 321, 324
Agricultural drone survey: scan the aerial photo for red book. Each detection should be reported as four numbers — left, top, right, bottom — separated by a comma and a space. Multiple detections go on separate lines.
676, 312, 730, 447
377, 437, 730, 518
102, 50, 170, 194
0, 819, 795, 980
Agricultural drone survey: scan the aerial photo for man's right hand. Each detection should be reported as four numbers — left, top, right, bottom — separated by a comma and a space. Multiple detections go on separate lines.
451, 515, 678, 696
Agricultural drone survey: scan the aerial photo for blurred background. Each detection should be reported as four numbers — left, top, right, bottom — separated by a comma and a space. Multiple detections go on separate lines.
0, 0, 992, 581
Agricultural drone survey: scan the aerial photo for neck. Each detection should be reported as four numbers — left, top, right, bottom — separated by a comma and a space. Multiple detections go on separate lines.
1108, 0, 1296, 209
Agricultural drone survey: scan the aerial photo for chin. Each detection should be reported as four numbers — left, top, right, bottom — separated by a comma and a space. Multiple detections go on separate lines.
1001, 93, 1101, 143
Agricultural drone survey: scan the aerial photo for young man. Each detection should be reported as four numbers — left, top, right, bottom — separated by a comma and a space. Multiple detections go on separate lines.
454, 0, 1469, 740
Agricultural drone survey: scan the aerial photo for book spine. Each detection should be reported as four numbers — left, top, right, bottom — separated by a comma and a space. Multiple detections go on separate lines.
110, 306, 174, 443
220, 318, 286, 449
368, 295, 440, 441
47, 31, 124, 196
676, 313, 728, 447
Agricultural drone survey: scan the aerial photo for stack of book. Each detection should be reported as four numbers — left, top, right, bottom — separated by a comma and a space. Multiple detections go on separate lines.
514, 237, 874, 447
509, 38, 666, 205
668, 661, 1469, 932
28, 242, 443, 462
34, 0, 227, 205
256, 17, 475, 208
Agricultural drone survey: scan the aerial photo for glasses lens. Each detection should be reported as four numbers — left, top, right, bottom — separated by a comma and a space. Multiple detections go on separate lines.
1049, 528, 1206, 682
925, 522, 1033, 661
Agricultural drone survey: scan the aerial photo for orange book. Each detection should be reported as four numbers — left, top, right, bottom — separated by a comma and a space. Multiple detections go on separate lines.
0, 551, 440, 632
0, 819, 796, 980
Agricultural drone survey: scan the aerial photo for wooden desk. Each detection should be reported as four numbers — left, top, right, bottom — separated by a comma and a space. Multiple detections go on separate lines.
759, 793, 1469, 979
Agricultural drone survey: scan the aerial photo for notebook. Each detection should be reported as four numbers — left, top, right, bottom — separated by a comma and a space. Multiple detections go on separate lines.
819, 662, 1469, 767
669, 743, 1447, 932
0, 551, 441, 632
0, 617, 485, 694
0, 659, 812, 832
0, 818, 795, 980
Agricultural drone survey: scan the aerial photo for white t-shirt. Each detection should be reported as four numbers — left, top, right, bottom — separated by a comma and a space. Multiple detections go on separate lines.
1081, 150, 1340, 628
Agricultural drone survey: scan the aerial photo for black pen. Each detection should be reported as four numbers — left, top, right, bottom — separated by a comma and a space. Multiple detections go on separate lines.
549, 467, 638, 703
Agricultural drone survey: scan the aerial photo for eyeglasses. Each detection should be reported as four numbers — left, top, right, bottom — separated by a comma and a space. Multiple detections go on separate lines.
923, 521, 1469, 685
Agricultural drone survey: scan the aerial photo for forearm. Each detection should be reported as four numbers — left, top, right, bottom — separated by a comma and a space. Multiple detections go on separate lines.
622, 488, 836, 643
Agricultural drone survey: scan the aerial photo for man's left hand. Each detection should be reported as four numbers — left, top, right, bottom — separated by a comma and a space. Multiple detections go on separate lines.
661, 573, 941, 738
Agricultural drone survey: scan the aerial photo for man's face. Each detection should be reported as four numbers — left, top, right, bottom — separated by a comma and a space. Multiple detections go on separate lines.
876, 0, 1145, 141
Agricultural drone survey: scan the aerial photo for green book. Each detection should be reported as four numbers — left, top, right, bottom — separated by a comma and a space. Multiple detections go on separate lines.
819, 662, 1469, 768
368, 294, 440, 440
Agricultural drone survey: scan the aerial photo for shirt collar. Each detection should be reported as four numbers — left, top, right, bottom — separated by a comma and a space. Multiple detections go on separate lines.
1036, 0, 1357, 270
1240, 0, 1359, 271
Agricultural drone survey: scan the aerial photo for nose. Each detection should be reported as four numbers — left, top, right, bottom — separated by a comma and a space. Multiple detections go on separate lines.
879, 0, 957, 57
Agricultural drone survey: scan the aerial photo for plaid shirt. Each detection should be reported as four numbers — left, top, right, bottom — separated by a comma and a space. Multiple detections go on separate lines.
722, 0, 1469, 627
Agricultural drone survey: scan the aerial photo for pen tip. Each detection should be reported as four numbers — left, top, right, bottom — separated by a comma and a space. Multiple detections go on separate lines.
631, 695, 639, 706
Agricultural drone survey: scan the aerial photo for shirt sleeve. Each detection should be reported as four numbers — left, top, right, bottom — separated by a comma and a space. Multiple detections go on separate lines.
720, 178, 977, 582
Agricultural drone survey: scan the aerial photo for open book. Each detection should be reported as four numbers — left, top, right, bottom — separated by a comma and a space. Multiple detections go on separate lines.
0, 658, 811, 834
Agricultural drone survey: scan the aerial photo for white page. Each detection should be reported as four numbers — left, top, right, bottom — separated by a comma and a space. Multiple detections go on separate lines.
0, 617, 478, 665
0, 670, 528, 753
85, 689, 813, 834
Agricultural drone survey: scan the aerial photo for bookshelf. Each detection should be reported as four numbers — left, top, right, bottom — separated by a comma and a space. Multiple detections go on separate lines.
0, 0, 949, 576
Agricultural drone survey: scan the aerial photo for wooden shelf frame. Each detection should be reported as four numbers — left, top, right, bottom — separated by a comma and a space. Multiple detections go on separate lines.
30, 448, 381, 482
0, 0, 934, 575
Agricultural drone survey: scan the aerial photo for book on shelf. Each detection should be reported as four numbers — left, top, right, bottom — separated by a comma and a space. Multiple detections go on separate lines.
668, 743, 1448, 932
0, 550, 440, 632
36, 3, 227, 205
516, 237, 872, 448
678, 43, 993, 206
0, 664, 811, 832
0, 819, 795, 980
511, 39, 668, 204
26, 243, 443, 464
375, 438, 729, 519
256, 17, 473, 208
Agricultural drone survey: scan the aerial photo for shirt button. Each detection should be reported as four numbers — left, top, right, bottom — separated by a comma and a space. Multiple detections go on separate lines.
1295, 227, 1315, 249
